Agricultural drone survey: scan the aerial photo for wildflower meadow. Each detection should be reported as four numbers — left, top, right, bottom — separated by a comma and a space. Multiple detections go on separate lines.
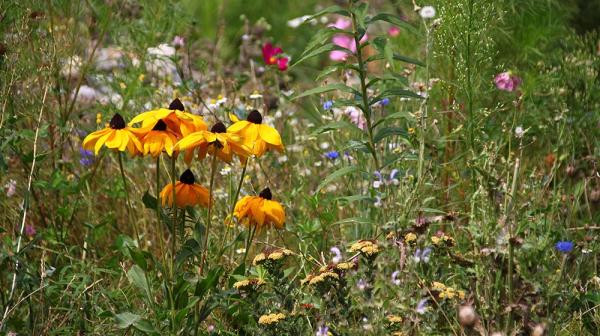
1, 0, 600, 335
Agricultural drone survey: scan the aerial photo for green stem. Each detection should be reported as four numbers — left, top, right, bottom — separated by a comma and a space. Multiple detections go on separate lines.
117, 152, 140, 242
241, 224, 257, 270
351, 13, 379, 171
199, 154, 218, 275
219, 159, 249, 256
170, 156, 178, 258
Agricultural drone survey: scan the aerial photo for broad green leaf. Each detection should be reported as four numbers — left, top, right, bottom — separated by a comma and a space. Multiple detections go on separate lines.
366, 13, 417, 34
195, 266, 223, 300
344, 140, 370, 153
374, 127, 408, 143
291, 83, 359, 101
142, 191, 157, 210
127, 265, 151, 300
133, 319, 159, 334
115, 312, 140, 329
292, 43, 353, 68
316, 166, 360, 193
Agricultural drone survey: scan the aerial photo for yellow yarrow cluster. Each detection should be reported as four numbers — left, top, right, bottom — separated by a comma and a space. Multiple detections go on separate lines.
431, 234, 455, 247
258, 313, 286, 325
387, 315, 403, 324
253, 248, 294, 266
404, 232, 417, 244
233, 278, 266, 291
350, 240, 380, 257
301, 271, 339, 286
432, 282, 465, 300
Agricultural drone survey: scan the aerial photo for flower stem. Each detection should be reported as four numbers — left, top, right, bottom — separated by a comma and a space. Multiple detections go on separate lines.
155, 157, 166, 258
170, 155, 178, 258
241, 224, 257, 270
199, 153, 218, 275
117, 151, 140, 242
219, 158, 249, 256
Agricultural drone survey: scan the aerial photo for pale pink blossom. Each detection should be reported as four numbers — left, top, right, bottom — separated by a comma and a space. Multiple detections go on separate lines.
494, 71, 521, 92
388, 26, 401, 37
328, 18, 368, 61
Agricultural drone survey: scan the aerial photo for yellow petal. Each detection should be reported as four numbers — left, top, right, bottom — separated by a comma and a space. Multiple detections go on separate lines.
259, 125, 283, 146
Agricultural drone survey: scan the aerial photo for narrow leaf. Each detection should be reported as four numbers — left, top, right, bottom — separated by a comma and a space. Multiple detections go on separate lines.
316, 166, 360, 194
291, 83, 359, 101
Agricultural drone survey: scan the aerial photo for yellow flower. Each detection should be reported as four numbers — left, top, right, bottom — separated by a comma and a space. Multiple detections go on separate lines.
233, 278, 266, 291
129, 98, 207, 137
253, 248, 293, 266
308, 271, 339, 286
432, 281, 447, 291
253, 253, 266, 265
258, 313, 286, 325
82, 113, 143, 155
404, 232, 417, 244
387, 315, 403, 324
159, 169, 211, 208
335, 262, 356, 271
234, 188, 285, 230
174, 122, 251, 164
349, 240, 380, 257
227, 110, 284, 157
139, 119, 179, 157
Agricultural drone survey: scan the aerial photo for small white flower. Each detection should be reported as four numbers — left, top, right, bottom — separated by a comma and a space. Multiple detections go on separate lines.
319, 142, 330, 150
236, 248, 246, 254
220, 166, 232, 176
287, 15, 312, 28
515, 126, 525, 138
5, 179, 17, 197
277, 155, 288, 164
249, 92, 263, 99
419, 6, 436, 19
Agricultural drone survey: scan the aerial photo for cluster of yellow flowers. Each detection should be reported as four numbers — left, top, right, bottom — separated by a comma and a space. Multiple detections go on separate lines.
431, 281, 465, 300
232, 278, 266, 291
301, 271, 339, 286
257, 312, 286, 325
386, 314, 403, 324
82, 98, 286, 229
404, 232, 417, 245
431, 233, 456, 247
252, 247, 294, 266
349, 240, 380, 257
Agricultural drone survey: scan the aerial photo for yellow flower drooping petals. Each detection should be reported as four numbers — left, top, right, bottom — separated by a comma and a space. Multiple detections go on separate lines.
139, 119, 179, 157
234, 187, 285, 230
159, 169, 211, 208
82, 113, 144, 155
227, 110, 284, 157
129, 98, 208, 137
174, 122, 251, 164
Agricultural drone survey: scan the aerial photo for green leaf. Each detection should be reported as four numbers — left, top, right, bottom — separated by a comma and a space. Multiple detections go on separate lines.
393, 53, 425, 67
374, 127, 408, 143
127, 265, 152, 300
316, 166, 360, 194
336, 195, 373, 203
127, 247, 148, 271
366, 13, 417, 34
291, 83, 359, 101
372, 88, 423, 104
133, 319, 159, 334
305, 5, 350, 22
292, 43, 353, 68
333, 217, 374, 226
195, 266, 223, 300
115, 312, 140, 329
142, 191, 157, 210
373, 111, 414, 128
310, 121, 356, 136
344, 140, 370, 153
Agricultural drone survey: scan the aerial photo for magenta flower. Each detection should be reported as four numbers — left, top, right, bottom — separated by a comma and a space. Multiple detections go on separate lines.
172, 36, 185, 49
494, 71, 522, 92
262, 42, 288, 71
388, 26, 400, 37
25, 224, 36, 237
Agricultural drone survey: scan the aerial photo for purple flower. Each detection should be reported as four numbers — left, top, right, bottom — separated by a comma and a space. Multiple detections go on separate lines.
316, 325, 329, 336
79, 147, 95, 166
416, 298, 428, 314
555, 241, 574, 253
494, 71, 521, 92
413, 247, 432, 263
4, 179, 16, 197
323, 100, 334, 110
25, 224, 36, 237
391, 270, 401, 285
325, 151, 339, 160
379, 98, 390, 106
357, 278, 367, 291
373, 169, 399, 188
330, 246, 342, 264
172, 35, 185, 49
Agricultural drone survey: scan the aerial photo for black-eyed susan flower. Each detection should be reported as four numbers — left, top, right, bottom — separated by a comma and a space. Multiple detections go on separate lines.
234, 187, 285, 230
139, 119, 179, 157
159, 169, 210, 208
257, 313, 286, 325
174, 121, 251, 164
82, 113, 143, 155
129, 98, 207, 137
227, 110, 284, 157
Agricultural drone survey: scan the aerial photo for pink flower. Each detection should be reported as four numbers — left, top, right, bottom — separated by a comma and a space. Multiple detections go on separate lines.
329, 33, 368, 62
25, 224, 36, 237
172, 36, 185, 49
388, 26, 401, 37
262, 42, 288, 71
328, 17, 352, 30
494, 71, 521, 92
344, 106, 366, 130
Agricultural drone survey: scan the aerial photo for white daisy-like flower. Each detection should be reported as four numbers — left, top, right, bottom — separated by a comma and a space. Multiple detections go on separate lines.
419, 6, 436, 19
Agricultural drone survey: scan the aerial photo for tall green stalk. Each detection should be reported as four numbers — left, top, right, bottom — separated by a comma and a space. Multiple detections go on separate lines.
200, 153, 218, 275
117, 151, 140, 242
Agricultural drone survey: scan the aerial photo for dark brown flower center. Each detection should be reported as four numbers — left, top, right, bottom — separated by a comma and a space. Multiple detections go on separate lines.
179, 169, 195, 184
152, 119, 167, 131
109, 113, 126, 129
247, 110, 263, 124
259, 187, 272, 200
211, 122, 226, 133
169, 98, 185, 111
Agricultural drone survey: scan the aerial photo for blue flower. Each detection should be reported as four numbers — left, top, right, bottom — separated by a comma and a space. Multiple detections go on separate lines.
325, 150, 339, 160
316, 325, 329, 336
79, 147, 95, 166
323, 100, 334, 110
555, 241, 574, 253
379, 97, 390, 106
